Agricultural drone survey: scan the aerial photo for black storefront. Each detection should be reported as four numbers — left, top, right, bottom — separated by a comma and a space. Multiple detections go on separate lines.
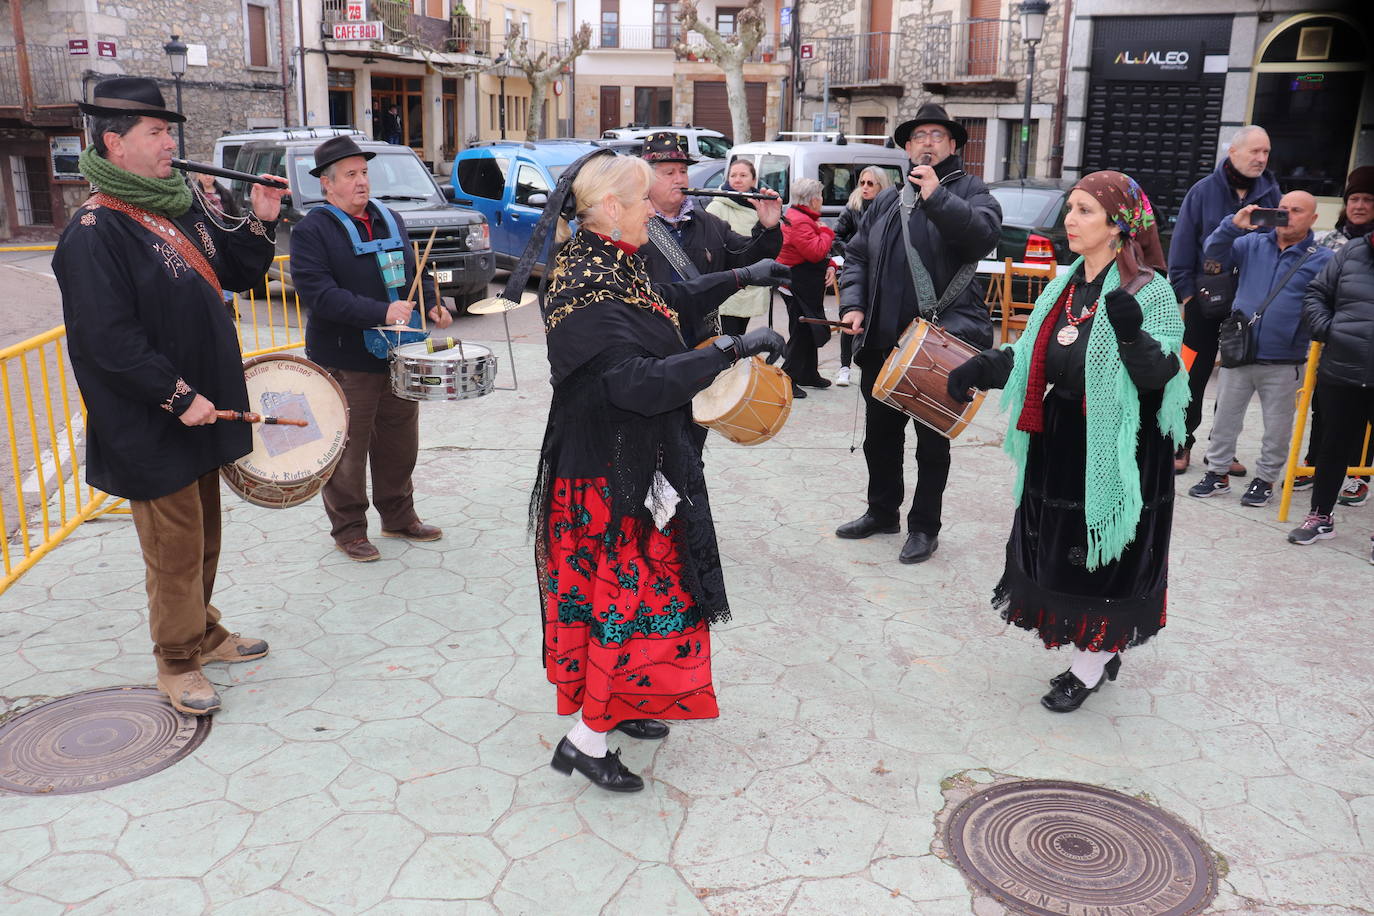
1081, 16, 1233, 232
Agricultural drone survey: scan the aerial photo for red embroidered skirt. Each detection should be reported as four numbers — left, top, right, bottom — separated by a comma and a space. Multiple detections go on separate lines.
542, 478, 718, 731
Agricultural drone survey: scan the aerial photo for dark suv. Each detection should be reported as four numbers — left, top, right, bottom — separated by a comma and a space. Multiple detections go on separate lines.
230, 138, 494, 311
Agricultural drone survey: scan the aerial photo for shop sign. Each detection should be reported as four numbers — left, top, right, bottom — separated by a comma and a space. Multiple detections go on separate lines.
346, 0, 367, 20
333, 21, 383, 41
68, 39, 89, 56
1095, 41, 1201, 82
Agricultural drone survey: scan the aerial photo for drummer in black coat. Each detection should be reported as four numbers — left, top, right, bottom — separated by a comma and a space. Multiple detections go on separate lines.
290, 136, 449, 563
837, 103, 1002, 564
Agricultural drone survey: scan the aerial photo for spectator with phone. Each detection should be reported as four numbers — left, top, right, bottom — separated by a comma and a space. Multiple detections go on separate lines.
1187, 192, 1331, 508
1167, 125, 1281, 476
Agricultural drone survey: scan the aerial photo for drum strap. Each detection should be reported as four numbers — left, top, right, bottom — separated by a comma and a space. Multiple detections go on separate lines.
91, 193, 223, 296
321, 202, 417, 359
648, 216, 721, 338
897, 181, 977, 326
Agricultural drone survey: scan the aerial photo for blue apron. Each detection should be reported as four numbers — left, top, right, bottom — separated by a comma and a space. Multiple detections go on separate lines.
320, 202, 424, 359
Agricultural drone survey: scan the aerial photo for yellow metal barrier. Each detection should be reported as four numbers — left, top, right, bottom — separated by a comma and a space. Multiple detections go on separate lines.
1277, 341, 1374, 522
0, 257, 305, 596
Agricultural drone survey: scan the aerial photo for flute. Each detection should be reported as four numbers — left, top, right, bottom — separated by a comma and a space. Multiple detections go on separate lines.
685, 187, 777, 201
172, 158, 288, 187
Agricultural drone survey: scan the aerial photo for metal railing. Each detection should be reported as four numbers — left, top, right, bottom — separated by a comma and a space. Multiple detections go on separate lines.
919, 18, 1022, 82
588, 24, 679, 51
0, 252, 306, 596
681, 32, 785, 63
823, 32, 901, 85
451, 17, 493, 55
0, 45, 80, 108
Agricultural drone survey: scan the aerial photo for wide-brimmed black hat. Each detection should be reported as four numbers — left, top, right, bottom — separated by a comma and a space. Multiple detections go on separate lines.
641, 131, 697, 164
77, 76, 186, 123
309, 135, 376, 177
893, 102, 966, 149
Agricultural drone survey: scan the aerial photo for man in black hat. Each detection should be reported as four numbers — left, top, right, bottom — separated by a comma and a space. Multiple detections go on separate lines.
836, 102, 1001, 564
638, 131, 785, 347
53, 76, 287, 715
289, 135, 452, 562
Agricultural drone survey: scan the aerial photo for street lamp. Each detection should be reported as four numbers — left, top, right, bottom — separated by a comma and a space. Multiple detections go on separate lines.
163, 34, 188, 158
494, 54, 510, 140
1017, 0, 1049, 180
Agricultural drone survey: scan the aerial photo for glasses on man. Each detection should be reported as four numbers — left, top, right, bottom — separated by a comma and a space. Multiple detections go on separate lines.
909, 130, 947, 143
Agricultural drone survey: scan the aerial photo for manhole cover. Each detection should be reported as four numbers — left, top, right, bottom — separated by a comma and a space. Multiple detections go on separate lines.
0, 686, 211, 796
944, 779, 1217, 916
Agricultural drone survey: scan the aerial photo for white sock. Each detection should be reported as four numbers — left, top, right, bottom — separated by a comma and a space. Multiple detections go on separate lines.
1069, 648, 1113, 688
566, 718, 608, 757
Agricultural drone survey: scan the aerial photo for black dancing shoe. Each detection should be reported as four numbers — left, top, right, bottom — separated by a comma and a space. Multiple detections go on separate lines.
790, 381, 808, 399
1041, 672, 1105, 713
1048, 653, 1121, 689
836, 513, 901, 539
550, 737, 644, 792
899, 531, 938, 564
614, 719, 670, 740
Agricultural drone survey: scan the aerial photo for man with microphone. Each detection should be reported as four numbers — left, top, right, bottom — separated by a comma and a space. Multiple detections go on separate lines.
836, 103, 1002, 564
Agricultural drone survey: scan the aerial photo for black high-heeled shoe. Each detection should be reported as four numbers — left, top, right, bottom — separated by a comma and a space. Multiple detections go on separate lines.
614, 719, 670, 740
1048, 653, 1121, 689
550, 737, 644, 792
1041, 672, 1105, 713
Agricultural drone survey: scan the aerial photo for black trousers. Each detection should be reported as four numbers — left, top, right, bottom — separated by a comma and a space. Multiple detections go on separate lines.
1303, 389, 1372, 472
1311, 383, 1374, 516
1181, 307, 1222, 450
856, 347, 951, 535
781, 291, 820, 383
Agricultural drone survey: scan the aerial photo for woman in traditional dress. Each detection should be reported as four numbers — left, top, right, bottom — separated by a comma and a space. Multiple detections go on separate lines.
831, 166, 893, 386
947, 170, 1189, 712
706, 158, 770, 337
532, 154, 785, 791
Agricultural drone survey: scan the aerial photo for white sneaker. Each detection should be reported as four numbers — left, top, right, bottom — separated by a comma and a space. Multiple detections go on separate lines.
835, 366, 851, 387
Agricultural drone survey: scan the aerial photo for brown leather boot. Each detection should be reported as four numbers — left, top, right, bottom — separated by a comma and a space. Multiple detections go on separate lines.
337, 538, 381, 561
381, 521, 442, 541
1173, 447, 1190, 475
202, 633, 269, 664
157, 670, 221, 715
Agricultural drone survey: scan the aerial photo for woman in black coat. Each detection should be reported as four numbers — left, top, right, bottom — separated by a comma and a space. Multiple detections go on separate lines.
1292, 236, 1374, 552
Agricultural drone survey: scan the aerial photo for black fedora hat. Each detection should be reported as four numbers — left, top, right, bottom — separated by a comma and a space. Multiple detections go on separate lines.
641, 131, 697, 164
893, 102, 967, 149
77, 76, 186, 123
309, 135, 376, 177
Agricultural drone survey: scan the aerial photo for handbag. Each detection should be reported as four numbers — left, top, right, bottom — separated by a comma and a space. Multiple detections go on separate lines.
1196, 267, 1237, 321
1217, 245, 1315, 368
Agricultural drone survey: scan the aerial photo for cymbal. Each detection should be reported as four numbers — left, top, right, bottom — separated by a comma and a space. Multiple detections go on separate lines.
467, 291, 537, 315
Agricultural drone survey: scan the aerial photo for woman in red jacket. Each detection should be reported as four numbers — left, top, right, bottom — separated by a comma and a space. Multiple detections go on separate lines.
777, 178, 836, 397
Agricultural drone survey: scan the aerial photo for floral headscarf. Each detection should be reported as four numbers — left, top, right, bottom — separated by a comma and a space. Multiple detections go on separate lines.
1071, 170, 1166, 292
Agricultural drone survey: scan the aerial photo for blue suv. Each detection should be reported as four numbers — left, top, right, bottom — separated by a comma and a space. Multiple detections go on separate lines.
451, 141, 602, 269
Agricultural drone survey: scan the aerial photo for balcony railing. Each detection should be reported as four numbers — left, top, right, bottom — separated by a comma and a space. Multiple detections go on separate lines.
919, 19, 1023, 83
822, 32, 901, 85
451, 17, 493, 56
588, 24, 679, 51
0, 46, 79, 108
681, 32, 785, 63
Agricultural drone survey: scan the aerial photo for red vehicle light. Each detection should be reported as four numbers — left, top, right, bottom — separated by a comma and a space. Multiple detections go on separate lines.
1023, 234, 1055, 264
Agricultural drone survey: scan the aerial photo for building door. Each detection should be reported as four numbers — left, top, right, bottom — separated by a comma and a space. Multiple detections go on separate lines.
600, 86, 621, 134
371, 75, 423, 149
9, 156, 53, 226
967, 0, 1001, 77
857, 115, 887, 142
692, 81, 765, 144
865, 0, 892, 81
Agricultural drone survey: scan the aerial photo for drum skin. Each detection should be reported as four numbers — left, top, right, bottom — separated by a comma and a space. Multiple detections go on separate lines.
872, 319, 986, 439
220, 354, 349, 508
389, 340, 497, 402
692, 355, 794, 445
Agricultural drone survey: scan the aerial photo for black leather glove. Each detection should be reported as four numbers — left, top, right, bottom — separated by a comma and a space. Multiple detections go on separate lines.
946, 348, 1014, 403
1104, 288, 1144, 343
725, 327, 786, 365
733, 259, 792, 288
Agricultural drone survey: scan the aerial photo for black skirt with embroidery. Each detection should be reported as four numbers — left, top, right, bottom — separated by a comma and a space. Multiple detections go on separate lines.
993, 387, 1174, 652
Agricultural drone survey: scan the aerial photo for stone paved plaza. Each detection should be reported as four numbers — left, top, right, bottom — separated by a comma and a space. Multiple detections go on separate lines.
2, 335, 1371, 914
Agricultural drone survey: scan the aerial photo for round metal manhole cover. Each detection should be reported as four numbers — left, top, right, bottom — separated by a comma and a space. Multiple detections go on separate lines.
944, 779, 1217, 916
0, 686, 211, 796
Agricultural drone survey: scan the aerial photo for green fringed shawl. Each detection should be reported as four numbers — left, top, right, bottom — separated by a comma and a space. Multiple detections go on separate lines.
999, 257, 1190, 570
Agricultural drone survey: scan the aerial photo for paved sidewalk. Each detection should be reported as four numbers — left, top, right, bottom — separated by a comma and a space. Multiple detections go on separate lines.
1, 336, 1371, 914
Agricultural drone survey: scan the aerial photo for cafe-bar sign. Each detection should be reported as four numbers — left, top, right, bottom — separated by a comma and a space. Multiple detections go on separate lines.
333, 21, 383, 40
1096, 41, 1202, 82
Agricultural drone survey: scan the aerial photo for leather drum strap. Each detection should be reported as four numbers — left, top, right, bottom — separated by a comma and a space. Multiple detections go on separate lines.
91, 193, 223, 296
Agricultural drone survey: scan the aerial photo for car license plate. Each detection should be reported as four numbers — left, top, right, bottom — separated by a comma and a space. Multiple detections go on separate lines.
432, 269, 453, 283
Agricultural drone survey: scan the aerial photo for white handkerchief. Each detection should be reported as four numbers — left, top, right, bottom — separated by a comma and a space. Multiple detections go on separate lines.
643, 470, 681, 529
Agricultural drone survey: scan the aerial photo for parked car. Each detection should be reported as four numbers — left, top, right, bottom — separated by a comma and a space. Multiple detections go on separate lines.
451, 140, 604, 270
687, 159, 728, 191
600, 124, 730, 160
228, 138, 494, 312
986, 178, 1175, 267
725, 139, 908, 223
213, 125, 363, 173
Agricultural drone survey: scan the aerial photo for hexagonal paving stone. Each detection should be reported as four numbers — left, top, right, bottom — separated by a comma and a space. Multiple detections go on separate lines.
396, 768, 516, 834
281, 813, 423, 912
389, 835, 508, 900
114, 801, 253, 879
226, 742, 350, 811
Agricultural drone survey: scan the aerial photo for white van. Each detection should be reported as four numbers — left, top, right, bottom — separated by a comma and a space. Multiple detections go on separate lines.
600, 125, 730, 160
212, 126, 364, 173
725, 139, 909, 222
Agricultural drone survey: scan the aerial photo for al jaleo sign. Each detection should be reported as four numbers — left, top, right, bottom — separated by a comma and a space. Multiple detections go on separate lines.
1096, 41, 1202, 82
333, 20, 383, 41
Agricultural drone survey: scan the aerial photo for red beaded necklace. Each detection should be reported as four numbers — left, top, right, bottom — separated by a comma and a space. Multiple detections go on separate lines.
1056, 281, 1099, 346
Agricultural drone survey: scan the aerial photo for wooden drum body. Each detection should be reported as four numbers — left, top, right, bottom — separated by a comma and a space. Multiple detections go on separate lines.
872, 319, 986, 439
692, 355, 794, 445
389, 340, 497, 402
220, 354, 349, 509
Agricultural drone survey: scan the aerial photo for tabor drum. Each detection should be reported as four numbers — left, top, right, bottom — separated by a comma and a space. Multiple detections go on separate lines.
220, 354, 349, 509
692, 355, 793, 445
389, 339, 497, 401
872, 318, 986, 439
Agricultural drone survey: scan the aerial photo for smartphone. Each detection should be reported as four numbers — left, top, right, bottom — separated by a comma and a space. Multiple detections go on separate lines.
1250, 208, 1289, 227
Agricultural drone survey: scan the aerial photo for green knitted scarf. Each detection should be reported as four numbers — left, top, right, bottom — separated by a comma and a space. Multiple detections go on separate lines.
79, 145, 192, 218
999, 257, 1190, 570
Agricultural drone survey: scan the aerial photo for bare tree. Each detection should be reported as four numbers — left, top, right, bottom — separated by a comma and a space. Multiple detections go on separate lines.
505, 22, 593, 141
676, 0, 767, 144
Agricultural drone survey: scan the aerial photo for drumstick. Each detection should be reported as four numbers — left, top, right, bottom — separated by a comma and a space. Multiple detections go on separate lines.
405, 228, 439, 333
800, 317, 851, 329
215, 409, 308, 427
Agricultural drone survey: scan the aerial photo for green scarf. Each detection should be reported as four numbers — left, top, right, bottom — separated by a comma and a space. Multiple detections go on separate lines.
79, 145, 192, 218
999, 257, 1190, 570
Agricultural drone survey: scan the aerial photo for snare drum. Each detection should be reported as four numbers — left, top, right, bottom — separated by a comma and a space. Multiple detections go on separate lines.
221, 354, 349, 508
692, 356, 793, 445
872, 319, 986, 439
389, 340, 497, 401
